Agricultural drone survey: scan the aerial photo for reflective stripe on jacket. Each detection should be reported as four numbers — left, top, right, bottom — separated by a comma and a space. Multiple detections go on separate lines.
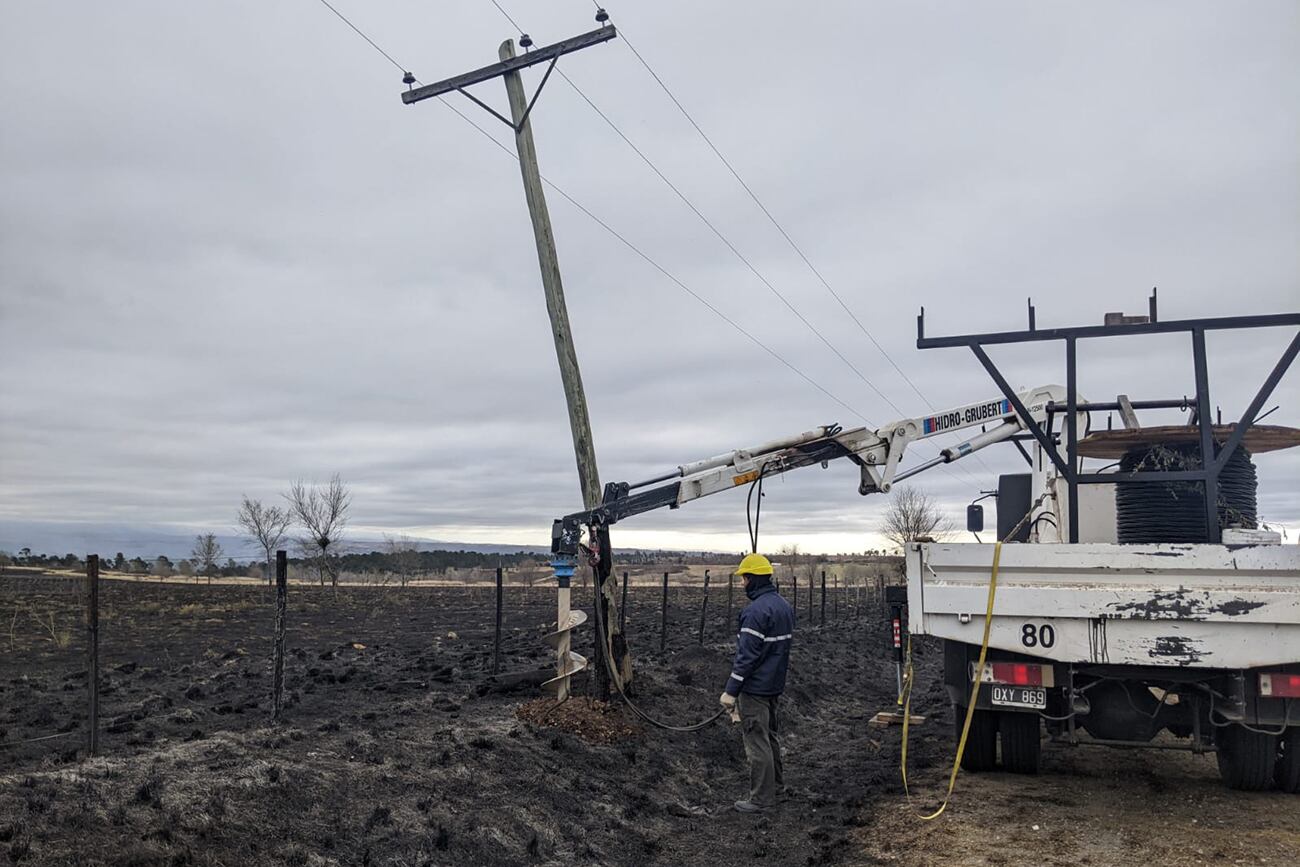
724, 581, 795, 697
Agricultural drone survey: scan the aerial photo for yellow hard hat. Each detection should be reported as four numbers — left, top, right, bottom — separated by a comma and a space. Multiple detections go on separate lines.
735, 553, 773, 576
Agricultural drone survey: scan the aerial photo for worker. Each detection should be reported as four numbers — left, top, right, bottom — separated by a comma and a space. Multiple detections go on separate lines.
719, 553, 795, 813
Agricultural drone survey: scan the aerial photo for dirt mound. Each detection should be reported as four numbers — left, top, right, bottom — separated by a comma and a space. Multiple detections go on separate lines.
516, 696, 640, 744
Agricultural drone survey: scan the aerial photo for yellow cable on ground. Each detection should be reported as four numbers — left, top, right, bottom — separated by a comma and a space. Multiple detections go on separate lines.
899, 541, 1002, 820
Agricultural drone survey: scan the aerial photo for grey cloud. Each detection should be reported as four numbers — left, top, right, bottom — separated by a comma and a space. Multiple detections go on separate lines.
2, 2, 1297, 553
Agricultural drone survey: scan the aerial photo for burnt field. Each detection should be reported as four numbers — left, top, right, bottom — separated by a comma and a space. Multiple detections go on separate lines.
2, 574, 1296, 866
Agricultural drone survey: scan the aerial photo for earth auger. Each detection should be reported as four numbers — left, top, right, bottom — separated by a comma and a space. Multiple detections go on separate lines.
540, 558, 587, 701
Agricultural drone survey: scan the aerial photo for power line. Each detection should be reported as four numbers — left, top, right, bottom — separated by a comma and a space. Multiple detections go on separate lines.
480, 3, 897, 421
487, 0, 525, 35
311, 0, 988, 489
555, 69, 900, 418
485, 0, 988, 487
605, 11, 999, 479
306, 0, 873, 426
312, 0, 411, 76
437, 98, 873, 426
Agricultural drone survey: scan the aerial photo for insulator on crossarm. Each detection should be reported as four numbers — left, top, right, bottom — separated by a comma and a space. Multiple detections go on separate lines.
596, 8, 609, 23
519, 33, 533, 49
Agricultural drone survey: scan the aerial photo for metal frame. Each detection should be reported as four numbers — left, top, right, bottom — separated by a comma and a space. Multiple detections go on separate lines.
916, 291, 1300, 543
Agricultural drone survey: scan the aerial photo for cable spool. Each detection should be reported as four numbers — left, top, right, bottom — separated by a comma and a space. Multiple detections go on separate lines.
1115, 442, 1258, 543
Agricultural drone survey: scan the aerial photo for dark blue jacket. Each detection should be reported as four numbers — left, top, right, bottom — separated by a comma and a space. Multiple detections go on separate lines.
724, 579, 795, 697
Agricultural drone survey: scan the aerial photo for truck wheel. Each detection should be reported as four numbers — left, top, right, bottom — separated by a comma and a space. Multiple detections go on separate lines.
1216, 725, 1278, 791
999, 711, 1042, 774
956, 706, 997, 772
1276, 728, 1300, 794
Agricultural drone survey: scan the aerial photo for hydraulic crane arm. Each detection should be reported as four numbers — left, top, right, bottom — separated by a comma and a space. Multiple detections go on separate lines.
552, 385, 1066, 555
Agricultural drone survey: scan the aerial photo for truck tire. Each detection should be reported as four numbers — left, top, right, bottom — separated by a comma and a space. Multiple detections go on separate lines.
1276, 728, 1300, 794
1216, 725, 1277, 791
956, 706, 997, 772
999, 711, 1042, 774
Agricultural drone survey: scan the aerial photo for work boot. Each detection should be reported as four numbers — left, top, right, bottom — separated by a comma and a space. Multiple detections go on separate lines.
733, 800, 766, 814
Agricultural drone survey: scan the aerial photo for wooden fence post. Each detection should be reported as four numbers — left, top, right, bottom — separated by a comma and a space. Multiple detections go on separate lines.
493, 566, 503, 675
620, 570, 628, 633
272, 551, 287, 723
725, 569, 733, 634
86, 554, 100, 757
800, 569, 811, 623
618, 571, 629, 634
833, 573, 839, 621
660, 571, 668, 652
820, 570, 826, 625
697, 569, 710, 645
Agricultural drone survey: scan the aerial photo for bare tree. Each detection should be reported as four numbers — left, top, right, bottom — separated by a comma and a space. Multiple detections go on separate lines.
879, 487, 955, 552
191, 533, 224, 584
237, 496, 294, 585
287, 476, 350, 587
383, 534, 422, 587
777, 543, 802, 592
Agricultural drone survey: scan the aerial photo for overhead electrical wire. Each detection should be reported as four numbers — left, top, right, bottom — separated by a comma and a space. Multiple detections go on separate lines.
440, 103, 875, 425
313, 0, 989, 491
307, 0, 873, 427
554, 69, 900, 414
313, 0, 411, 76
495, 0, 900, 417
604, 14, 999, 479
579, 0, 936, 409
487, 0, 988, 487
487, 0, 526, 35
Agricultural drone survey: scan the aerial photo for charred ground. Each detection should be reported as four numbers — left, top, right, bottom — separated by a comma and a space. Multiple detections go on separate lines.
1, 575, 1295, 866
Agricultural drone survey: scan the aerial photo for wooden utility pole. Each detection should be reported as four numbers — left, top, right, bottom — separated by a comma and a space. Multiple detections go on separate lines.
499, 37, 600, 514
401, 25, 630, 698
499, 38, 614, 697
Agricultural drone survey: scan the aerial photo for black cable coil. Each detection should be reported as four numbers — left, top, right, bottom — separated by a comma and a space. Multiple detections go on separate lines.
1115, 442, 1258, 543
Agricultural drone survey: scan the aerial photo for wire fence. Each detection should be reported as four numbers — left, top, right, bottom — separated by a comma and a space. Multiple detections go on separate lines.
0, 558, 899, 768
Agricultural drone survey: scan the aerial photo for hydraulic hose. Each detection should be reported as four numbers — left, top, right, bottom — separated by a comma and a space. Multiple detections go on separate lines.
589, 565, 726, 733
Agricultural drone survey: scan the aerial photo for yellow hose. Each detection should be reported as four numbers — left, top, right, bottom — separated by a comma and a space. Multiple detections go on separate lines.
900, 541, 1002, 820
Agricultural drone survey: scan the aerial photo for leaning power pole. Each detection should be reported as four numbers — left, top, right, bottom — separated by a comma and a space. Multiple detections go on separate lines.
400, 17, 631, 700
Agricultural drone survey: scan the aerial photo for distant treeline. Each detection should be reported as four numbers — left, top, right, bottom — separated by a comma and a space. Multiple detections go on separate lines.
327, 549, 544, 574
321, 549, 720, 573
1, 550, 247, 578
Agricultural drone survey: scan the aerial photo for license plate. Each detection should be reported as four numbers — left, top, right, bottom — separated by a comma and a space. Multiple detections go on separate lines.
991, 685, 1046, 709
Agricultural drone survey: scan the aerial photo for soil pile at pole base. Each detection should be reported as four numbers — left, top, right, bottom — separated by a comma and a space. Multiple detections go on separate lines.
516, 696, 640, 744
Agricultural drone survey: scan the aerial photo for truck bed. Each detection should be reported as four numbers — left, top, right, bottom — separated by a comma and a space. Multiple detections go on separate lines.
906, 542, 1300, 669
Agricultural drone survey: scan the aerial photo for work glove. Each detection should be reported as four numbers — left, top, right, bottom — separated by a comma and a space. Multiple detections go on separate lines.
720, 691, 741, 724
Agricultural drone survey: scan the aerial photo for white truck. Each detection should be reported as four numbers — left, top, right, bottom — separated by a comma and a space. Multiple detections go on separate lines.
909, 530, 1300, 790
551, 300, 1300, 791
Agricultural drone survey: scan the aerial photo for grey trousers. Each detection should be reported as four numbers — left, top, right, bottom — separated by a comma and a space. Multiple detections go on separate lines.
738, 692, 783, 807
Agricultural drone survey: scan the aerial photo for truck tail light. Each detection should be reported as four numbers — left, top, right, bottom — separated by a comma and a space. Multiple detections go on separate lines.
972, 662, 1054, 688
1259, 673, 1300, 698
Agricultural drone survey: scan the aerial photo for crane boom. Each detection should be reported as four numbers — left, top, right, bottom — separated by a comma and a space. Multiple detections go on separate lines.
552, 385, 1066, 556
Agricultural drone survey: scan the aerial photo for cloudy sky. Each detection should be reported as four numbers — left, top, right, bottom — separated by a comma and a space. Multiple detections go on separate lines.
1, 1, 1297, 555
